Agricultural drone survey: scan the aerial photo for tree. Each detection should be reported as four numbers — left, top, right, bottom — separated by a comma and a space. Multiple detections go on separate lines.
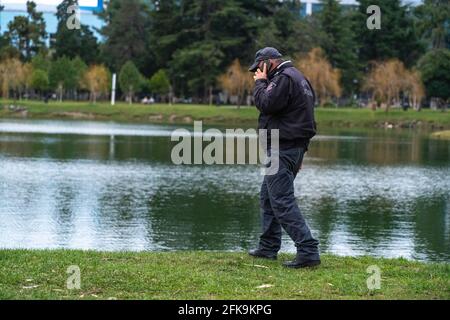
72, 56, 88, 93
404, 70, 425, 111
52, 0, 99, 64
81, 65, 110, 104
149, 69, 171, 102
119, 61, 143, 104
5, 1, 47, 60
98, 0, 151, 73
356, 0, 425, 67
49, 56, 77, 102
217, 59, 253, 108
31, 51, 50, 72
318, 0, 360, 95
30, 69, 49, 95
255, 2, 324, 58
154, 0, 263, 101
417, 49, 450, 102
362, 59, 424, 112
0, 58, 26, 99
295, 48, 342, 106
415, 0, 450, 50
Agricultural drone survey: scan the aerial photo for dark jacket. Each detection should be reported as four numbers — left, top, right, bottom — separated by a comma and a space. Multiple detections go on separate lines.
253, 61, 316, 150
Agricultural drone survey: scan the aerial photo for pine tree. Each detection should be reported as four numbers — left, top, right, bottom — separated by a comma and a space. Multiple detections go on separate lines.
5, 1, 47, 60
98, 0, 151, 73
356, 0, 425, 67
318, 0, 360, 96
52, 0, 99, 64
415, 0, 450, 50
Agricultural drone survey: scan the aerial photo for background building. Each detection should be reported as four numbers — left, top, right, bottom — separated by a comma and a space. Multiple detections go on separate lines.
0, 0, 103, 34
300, 0, 358, 16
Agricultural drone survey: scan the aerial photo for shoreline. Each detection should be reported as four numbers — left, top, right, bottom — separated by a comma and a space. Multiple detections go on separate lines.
1, 100, 449, 130
0, 250, 448, 300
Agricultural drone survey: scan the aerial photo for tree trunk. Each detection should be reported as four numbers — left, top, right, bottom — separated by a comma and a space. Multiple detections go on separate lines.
59, 84, 63, 103
209, 85, 213, 106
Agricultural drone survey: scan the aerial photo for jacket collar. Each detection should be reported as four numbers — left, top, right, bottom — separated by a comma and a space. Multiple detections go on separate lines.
269, 60, 293, 79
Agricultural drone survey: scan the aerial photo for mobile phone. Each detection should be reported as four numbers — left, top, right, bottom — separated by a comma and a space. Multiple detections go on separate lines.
263, 59, 272, 73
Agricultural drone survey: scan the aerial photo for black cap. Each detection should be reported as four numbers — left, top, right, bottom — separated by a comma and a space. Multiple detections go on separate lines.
248, 47, 283, 72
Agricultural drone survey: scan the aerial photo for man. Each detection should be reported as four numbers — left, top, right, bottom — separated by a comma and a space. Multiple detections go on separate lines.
248, 47, 320, 268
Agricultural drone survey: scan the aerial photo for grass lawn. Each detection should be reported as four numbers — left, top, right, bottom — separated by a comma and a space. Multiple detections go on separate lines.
1, 100, 449, 129
0, 250, 448, 300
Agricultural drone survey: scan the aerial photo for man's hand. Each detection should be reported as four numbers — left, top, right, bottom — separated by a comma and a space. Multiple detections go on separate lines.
254, 63, 267, 81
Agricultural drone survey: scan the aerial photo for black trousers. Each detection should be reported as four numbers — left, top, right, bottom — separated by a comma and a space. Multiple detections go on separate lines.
259, 147, 320, 260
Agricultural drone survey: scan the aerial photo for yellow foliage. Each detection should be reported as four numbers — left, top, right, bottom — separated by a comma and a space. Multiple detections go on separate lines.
82, 65, 110, 103
363, 59, 425, 111
295, 48, 342, 106
0, 58, 28, 99
218, 59, 253, 107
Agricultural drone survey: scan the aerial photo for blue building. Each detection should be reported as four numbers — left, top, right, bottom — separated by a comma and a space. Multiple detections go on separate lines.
299, 0, 359, 17
0, 1, 103, 35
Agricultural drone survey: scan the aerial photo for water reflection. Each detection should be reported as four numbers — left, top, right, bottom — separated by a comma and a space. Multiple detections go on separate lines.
0, 119, 449, 262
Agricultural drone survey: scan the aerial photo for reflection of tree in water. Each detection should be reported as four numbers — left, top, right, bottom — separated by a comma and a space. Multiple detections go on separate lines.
309, 129, 449, 166
342, 196, 400, 247
53, 182, 77, 245
96, 177, 158, 246
147, 184, 260, 251
411, 195, 450, 261
304, 196, 340, 251
0, 133, 174, 163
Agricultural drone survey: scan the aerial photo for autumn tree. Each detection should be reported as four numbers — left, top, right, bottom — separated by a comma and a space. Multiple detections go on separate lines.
217, 59, 253, 108
0, 58, 27, 99
363, 59, 425, 112
295, 48, 342, 106
404, 70, 425, 111
82, 65, 110, 104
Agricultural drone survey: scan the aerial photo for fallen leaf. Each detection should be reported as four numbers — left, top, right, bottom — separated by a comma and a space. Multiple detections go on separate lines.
256, 284, 274, 289
243, 263, 269, 269
22, 285, 40, 289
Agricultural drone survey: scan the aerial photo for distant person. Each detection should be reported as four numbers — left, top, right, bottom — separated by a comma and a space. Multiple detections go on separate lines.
248, 47, 320, 269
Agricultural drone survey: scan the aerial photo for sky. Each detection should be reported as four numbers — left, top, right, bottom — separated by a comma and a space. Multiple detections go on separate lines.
0, 0, 424, 36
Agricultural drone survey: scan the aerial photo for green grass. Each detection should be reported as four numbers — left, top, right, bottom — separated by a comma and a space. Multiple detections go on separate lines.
1, 100, 449, 129
0, 250, 448, 300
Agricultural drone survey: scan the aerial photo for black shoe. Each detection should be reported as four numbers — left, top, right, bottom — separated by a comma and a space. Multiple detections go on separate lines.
283, 258, 321, 269
248, 249, 277, 260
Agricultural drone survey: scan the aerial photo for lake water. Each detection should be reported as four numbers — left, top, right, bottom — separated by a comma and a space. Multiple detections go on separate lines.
0, 119, 449, 262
